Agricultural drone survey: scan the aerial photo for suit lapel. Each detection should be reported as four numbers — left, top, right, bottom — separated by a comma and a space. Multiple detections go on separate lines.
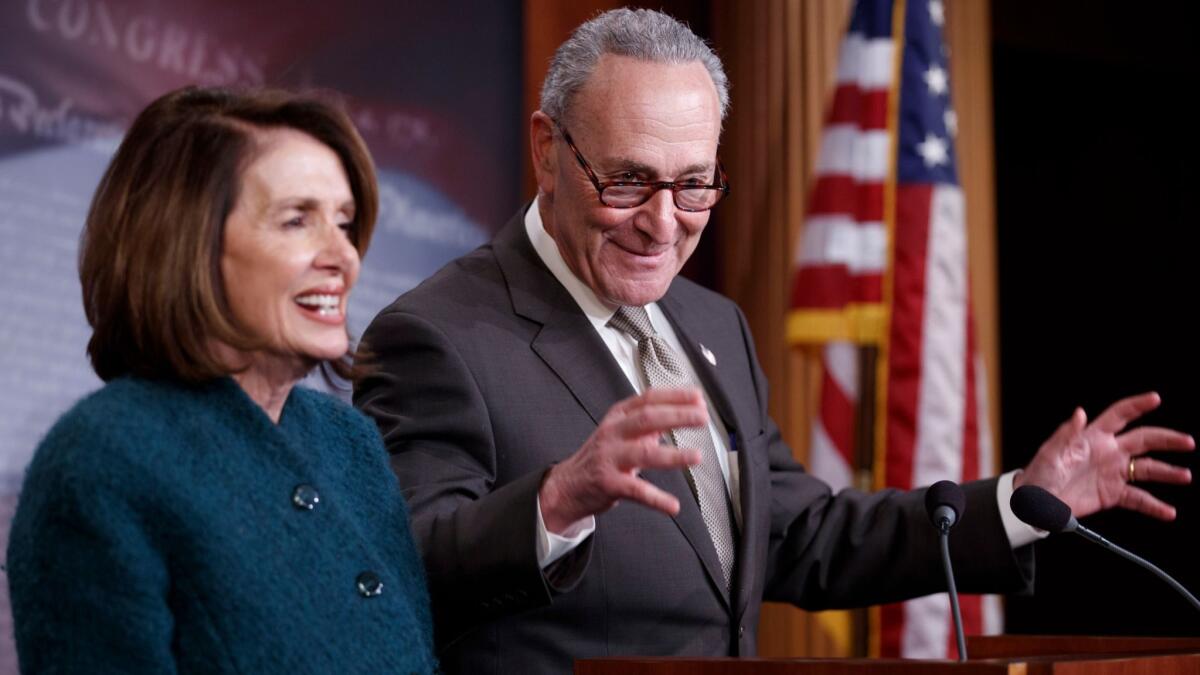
492, 212, 633, 424
658, 288, 758, 619
492, 212, 732, 607
656, 294, 742, 440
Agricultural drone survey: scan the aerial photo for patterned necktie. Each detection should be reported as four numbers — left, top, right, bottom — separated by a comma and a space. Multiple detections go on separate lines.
608, 305, 736, 588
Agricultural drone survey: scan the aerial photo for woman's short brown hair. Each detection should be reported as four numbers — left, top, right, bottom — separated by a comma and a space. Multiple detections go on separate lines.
80, 86, 378, 383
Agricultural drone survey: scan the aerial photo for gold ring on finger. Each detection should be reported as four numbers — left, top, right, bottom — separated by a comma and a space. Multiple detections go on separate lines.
1128, 457, 1137, 483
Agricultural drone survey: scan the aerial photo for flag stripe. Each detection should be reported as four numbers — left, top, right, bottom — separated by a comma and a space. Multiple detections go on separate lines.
808, 177, 885, 223
791, 267, 884, 309
824, 341, 860, 401
884, 184, 932, 491
819, 369, 856, 467
912, 185, 966, 489
815, 127, 892, 181
810, 422, 854, 493
796, 216, 887, 273
962, 294, 981, 493
829, 86, 891, 130
836, 35, 896, 89
880, 603, 905, 658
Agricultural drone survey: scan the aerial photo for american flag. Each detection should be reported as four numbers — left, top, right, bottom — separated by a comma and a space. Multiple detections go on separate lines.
787, 0, 999, 659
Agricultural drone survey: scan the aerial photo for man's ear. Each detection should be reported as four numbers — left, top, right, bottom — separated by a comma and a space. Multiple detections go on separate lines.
530, 110, 557, 197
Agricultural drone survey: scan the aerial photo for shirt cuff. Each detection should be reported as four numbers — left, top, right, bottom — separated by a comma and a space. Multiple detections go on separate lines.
997, 469, 1049, 548
535, 495, 596, 568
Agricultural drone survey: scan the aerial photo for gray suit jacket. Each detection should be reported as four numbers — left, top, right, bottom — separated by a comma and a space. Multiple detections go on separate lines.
355, 211, 1033, 675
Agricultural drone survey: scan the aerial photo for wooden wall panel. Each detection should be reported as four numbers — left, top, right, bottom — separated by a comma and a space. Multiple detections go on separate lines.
944, 1, 1002, 461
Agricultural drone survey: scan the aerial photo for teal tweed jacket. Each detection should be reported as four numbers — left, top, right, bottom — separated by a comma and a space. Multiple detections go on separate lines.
6, 376, 436, 674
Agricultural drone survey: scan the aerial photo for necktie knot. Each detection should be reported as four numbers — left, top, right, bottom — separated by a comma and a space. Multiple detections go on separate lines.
608, 305, 656, 343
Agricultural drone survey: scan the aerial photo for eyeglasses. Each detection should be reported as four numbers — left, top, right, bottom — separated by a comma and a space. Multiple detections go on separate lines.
556, 124, 730, 212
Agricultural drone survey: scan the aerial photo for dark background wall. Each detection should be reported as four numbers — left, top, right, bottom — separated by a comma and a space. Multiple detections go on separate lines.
994, 0, 1200, 635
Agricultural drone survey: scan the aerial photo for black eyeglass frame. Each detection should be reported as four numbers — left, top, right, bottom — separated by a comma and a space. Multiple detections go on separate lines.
555, 123, 730, 212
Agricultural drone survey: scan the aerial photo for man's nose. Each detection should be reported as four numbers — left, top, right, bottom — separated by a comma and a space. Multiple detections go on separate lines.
635, 188, 677, 243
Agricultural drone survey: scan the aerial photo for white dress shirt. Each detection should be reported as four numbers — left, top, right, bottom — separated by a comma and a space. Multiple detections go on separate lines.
525, 201, 1043, 568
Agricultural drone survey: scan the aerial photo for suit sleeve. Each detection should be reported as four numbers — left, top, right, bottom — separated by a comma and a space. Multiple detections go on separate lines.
6, 424, 182, 674
355, 308, 590, 645
727, 307, 1034, 609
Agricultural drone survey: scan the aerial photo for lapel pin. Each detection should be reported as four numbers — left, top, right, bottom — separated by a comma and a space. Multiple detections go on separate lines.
700, 343, 716, 366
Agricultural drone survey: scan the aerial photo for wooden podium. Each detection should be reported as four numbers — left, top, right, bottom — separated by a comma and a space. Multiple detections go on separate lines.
575, 636, 1200, 674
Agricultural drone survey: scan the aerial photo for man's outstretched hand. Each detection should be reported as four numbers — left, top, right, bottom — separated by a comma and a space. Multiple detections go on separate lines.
1015, 392, 1194, 521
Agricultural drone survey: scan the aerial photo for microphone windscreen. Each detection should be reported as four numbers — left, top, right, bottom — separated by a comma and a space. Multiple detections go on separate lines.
1010, 485, 1074, 532
925, 480, 966, 522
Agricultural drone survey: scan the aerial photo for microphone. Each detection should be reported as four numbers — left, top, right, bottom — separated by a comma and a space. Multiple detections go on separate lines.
1010, 485, 1200, 612
924, 480, 968, 661
926, 479, 967, 533
1009, 484, 1074, 533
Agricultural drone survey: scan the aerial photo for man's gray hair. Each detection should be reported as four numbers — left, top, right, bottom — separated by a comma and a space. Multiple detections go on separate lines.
539, 8, 730, 125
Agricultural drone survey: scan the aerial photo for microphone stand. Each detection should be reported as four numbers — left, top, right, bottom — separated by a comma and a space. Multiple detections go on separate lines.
937, 521, 968, 662
1073, 523, 1200, 612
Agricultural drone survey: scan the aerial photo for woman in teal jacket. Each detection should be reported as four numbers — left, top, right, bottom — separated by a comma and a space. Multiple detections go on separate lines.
6, 86, 437, 674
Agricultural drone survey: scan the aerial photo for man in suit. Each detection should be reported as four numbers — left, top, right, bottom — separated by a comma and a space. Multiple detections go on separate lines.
355, 9, 1193, 674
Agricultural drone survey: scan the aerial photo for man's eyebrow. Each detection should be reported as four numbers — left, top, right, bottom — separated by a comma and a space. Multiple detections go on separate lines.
675, 161, 716, 177
601, 158, 715, 180
601, 158, 656, 177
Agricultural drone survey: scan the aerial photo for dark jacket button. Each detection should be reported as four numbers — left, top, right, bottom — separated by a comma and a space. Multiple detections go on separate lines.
738, 625, 745, 639
292, 484, 320, 510
356, 571, 383, 598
